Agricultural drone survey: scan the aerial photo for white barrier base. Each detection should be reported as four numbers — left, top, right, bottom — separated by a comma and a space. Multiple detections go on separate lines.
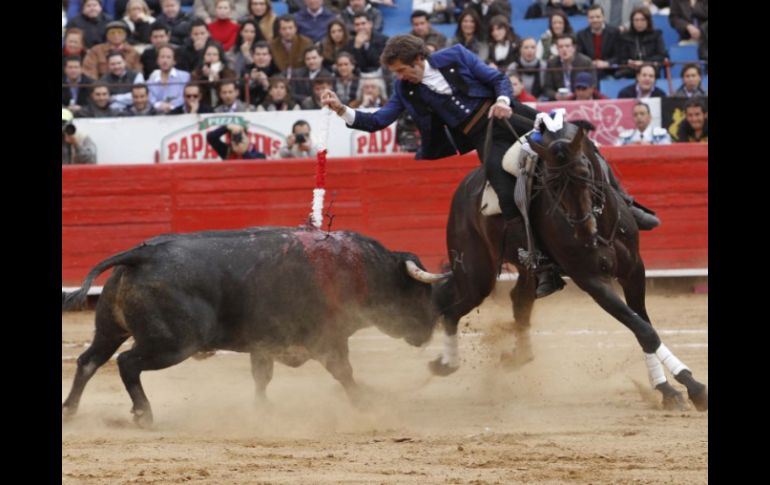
63, 269, 707, 296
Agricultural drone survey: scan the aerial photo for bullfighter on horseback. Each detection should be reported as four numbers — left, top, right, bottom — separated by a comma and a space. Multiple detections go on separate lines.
321, 34, 658, 298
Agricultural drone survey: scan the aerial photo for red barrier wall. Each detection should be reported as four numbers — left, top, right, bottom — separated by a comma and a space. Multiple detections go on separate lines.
62, 144, 707, 285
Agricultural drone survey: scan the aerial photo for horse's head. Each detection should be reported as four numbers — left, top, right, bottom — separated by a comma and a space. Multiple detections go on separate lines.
528, 123, 603, 246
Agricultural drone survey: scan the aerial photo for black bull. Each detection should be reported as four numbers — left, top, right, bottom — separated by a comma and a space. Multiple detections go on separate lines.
62, 226, 449, 427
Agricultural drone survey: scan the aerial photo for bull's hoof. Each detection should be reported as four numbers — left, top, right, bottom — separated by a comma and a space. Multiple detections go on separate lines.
499, 349, 534, 370
661, 392, 688, 411
132, 408, 154, 428
689, 384, 708, 412
428, 357, 459, 377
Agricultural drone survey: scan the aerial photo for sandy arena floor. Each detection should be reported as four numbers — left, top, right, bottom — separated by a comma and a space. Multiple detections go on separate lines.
62, 283, 708, 484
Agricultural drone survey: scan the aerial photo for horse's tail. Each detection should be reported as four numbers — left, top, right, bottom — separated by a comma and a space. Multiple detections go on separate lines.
62, 245, 149, 311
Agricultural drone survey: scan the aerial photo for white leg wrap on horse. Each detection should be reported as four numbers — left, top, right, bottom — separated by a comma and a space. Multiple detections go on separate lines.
645, 353, 667, 387
655, 343, 690, 376
440, 334, 459, 368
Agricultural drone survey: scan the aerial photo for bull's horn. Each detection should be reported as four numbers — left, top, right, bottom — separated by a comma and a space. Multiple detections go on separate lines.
405, 260, 451, 283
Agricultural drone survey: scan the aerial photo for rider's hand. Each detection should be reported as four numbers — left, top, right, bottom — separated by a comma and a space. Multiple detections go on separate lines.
488, 100, 512, 119
321, 89, 345, 115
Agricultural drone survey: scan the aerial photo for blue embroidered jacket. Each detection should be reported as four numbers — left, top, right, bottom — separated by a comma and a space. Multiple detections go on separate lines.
349, 44, 512, 159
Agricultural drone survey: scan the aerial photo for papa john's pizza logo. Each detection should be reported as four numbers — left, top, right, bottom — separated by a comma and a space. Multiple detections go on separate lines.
159, 115, 285, 162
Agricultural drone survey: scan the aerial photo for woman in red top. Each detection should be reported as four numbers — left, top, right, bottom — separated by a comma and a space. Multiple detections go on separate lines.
508, 71, 536, 102
208, 0, 240, 51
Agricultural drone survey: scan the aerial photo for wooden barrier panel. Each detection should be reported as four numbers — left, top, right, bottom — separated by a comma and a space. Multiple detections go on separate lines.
62, 144, 707, 285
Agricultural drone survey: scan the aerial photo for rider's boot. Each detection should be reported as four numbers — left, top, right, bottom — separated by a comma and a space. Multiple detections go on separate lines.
502, 218, 565, 299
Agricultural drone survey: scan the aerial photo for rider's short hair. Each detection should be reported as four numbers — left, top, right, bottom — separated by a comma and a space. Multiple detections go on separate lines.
380, 34, 430, 67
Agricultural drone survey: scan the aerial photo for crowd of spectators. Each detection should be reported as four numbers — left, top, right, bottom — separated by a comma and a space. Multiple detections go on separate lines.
63, 0, 708, 158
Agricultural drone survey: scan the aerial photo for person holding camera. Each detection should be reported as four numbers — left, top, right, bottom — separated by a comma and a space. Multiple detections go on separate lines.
206, 123, 266, 160
62, 108, 98, 165
279, 120, 318, 158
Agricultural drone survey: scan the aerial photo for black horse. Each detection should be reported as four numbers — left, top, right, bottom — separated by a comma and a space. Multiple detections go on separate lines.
430, 120, 708, 412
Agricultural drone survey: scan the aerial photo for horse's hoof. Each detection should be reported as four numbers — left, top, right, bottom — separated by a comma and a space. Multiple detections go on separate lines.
661, 392, 687, 411
132, 408, 154, 428
428, 357, 459, 377
689, 384, 708, 412
499, 349, 534, 370
62, 404, 77, 419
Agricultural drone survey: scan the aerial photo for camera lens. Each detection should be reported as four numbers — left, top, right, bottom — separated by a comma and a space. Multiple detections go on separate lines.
232, 132, 243, 143
295, 134, 306, 144
64, 123, 77, 135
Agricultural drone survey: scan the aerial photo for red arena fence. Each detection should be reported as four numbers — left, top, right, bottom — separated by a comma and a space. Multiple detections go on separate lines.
62, 144, 707, 286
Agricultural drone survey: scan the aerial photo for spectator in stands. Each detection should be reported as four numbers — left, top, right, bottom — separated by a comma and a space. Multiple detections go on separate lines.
507, 37, 547, 99
412, 0, 454, 25
467, 0, 512, 32
208, 0, 241, 51
99, 51, 146, 111
215, 79, 257, 111
78, 82, 121, 117
62, 108, 98, 165
669, 0, 706, 45
698, 20, 707, 70
239, 0, 276, 42
177, 19, 218, 72
674, 63, 707, 98
342, 0, 383, 34
290, 46, 333, 103
207, 123, 267, 159
348, 12, 388, 74
66, 0, 118, 20
122, 0, 156, 46
615, 6, 667, 78
615, 101, 671, 145
572, 71, 607, 100
617, 63, 666, 98
63, 56, 95, 115
122, 84, 158, 115
676, 98, 707, 143
67, 0, 113, 48
147, 45, 191, 112
320, 19, 352, 71
350, 77, 388, 108
301, 76, 334, 109
576, 4, 621, 79
542, 34, 595, 101
295, 0, 338, 44
525, 0, 583, 19
270, 15, 315, 72
62, 28, 88, 73
537, 10, 573, 62
486, 15, 521, 71
194, 0, 249, 22
140, 22, 173, 78
83, 20, 143, 79
191, 44, 238, 107
410, 10, 448, 48
156, 0, 193, 46
333, 52, 359, 104
245, 41, 280, 105
508, 71, 536, 103
449, 9, 489, 62
592, 0, 644, 32
257, 76, 300, 111
170, 82, 215, 113
280, 120, 318, 158
228, 19, 263, 76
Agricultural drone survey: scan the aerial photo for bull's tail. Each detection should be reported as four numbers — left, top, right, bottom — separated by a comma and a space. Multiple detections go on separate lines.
62, 245, 148, 311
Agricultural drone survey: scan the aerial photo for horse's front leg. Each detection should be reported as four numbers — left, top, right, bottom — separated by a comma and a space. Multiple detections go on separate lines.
501, 268, 537, 369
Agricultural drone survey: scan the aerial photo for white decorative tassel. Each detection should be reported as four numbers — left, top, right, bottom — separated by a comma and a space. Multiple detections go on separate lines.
534, 108, 567, 133
311, 188, 325, 229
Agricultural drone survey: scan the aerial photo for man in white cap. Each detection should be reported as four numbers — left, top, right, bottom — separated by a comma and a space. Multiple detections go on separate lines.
62, 108, 97, 165
82, 20, 143, 79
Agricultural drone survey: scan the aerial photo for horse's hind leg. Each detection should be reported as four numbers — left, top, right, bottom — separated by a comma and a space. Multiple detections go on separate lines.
62, 307, 130, 418
500, 269, 537, 369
